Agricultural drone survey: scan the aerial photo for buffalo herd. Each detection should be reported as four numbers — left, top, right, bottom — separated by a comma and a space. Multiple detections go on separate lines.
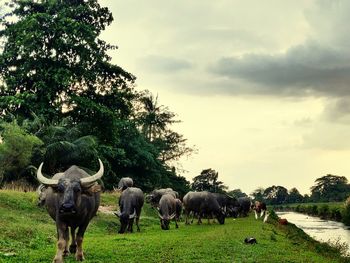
36, 161, 267, 263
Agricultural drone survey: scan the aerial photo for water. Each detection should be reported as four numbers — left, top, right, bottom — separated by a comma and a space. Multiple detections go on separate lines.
277, 211, 350, 254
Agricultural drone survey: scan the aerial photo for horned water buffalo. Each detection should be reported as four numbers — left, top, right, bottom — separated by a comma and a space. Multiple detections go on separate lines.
146, 188, 179, 207
230, 197, 252, 217
115, 187, 144, 233
213, 193, 239, 216
157, 193, 180, 230
183, 191, 225, 225
37, 159, 104, 263
117, 177, 133, 191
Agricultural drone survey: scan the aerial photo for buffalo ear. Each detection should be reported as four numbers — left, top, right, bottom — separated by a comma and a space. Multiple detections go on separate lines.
82, 184, 102, 196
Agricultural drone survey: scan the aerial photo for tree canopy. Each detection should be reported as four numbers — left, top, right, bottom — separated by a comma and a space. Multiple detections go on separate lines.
310, 174, 350, 202
191, 168, 228, 193
0, 0, 193, 193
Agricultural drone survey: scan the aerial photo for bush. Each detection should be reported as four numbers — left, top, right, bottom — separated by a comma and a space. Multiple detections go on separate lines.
318, 204, 329, 219
342, 197, 350, 226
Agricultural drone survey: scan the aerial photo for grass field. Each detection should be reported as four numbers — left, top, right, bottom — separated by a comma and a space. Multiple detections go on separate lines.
0, 190, 348, 263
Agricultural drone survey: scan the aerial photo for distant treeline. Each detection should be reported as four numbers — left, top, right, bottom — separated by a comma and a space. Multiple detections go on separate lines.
250, 174, 350, 205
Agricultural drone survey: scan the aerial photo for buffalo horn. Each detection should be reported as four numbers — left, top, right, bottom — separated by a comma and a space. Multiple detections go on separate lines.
158, 212, 164, 220
169, 213, 176, 220
80, 159, 104, 186
36, 163, 59, 186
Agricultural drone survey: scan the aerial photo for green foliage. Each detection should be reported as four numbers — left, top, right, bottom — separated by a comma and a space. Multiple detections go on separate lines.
191, 168, 228, 193
288, 187, 304, 203
263, 185, 289, 205
310, 174, 350, 202
227, 188, 248, 198
342, 197, 350, 226
0, 0, 134, 122
0, 1, 193, 192
136, 91, 195, 166
0, 121, 43, 184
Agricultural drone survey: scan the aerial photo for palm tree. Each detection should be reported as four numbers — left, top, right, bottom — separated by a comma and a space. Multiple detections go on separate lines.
138, 92, 177, 142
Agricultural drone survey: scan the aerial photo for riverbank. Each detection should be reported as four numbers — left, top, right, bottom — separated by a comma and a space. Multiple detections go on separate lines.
273, 202, 347, 223
0, 190, 348, 262
277, 211, 350, 256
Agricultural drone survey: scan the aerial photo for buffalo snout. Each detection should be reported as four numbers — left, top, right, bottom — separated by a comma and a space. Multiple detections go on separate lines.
161, 219, 170, 230
59, 203, 77, 214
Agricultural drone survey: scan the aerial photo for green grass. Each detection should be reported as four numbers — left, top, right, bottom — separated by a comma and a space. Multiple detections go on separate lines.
0, 190, 348, 263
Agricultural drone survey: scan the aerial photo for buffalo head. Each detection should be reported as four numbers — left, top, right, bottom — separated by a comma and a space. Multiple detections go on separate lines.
37, 159, 104, 215
158, 212, 176, 230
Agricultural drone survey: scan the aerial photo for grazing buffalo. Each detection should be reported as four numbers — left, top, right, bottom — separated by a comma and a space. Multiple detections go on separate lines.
117, 177, 133, 191
115, 187, 144, 233
175, 198, 183, 221
252, 201, 267, 219
37, 159, 104, 263
146, 188, 179, 208
158, 194, 180, 230
232, 197, 252, 217
213, 193, 239, 216
183, 191, 225, 225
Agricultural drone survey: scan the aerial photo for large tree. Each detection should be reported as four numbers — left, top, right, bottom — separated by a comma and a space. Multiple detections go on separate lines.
287, 187, 304, 203
0, 0, 135, 124
191, 169, 228, 193
263, 185, 289, 205
310, 174, 350, 202
0, 1, 192, 192
137, 91, 194, 166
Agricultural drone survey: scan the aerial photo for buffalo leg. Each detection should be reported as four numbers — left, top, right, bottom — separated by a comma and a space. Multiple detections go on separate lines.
53, 223, 68, 263
135, 216, 140, 232
197, 213, 202, 225
75, 224, 88, 261
127, 218, 134, 233
69, 227, 77, 253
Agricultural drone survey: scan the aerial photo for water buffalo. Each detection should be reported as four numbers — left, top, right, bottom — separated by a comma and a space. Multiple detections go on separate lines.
157, 194, 180, 230
117, 177, 133, 191
115, 187, 144, 233
183, 191, 225, 225
233, 197, 252, 217
146, 188, 179, 208
213, 193, 239, 216
37, 159, 104, 263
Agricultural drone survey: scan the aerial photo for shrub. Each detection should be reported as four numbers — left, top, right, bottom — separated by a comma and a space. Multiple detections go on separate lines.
318, 204, 329, 219
341, 197, 350, 226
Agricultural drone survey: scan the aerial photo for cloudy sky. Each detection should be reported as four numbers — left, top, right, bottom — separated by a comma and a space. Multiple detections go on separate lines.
99, 0, 350, 195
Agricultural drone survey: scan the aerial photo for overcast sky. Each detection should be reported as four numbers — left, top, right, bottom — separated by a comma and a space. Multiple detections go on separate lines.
99, 0, 350, 195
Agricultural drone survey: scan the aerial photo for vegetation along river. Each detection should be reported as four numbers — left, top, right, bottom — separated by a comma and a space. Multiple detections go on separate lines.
277, 211, 350, 254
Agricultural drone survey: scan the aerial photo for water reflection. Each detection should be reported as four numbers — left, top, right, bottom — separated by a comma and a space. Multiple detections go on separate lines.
277, 212, 350, 253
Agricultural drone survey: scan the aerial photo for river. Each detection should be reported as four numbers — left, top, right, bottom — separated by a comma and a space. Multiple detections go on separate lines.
277, 211, 350, 254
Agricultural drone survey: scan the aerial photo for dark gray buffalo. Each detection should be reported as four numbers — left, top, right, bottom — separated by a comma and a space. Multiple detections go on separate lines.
115, 187, 144, 233
146, 188, 179, 207
213, 193, 239, 216
183, 191, 225, 225
231, 197, 252, 217
37, 159, 104, 263
157, 194, 181, 230
117, 177, 133, 191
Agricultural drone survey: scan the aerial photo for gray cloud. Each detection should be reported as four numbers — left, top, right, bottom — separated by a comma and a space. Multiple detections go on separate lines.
138, 55, 192, 73
323, 97, 350, 123
211, 43, 350, 97
209, 0, 350, 98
